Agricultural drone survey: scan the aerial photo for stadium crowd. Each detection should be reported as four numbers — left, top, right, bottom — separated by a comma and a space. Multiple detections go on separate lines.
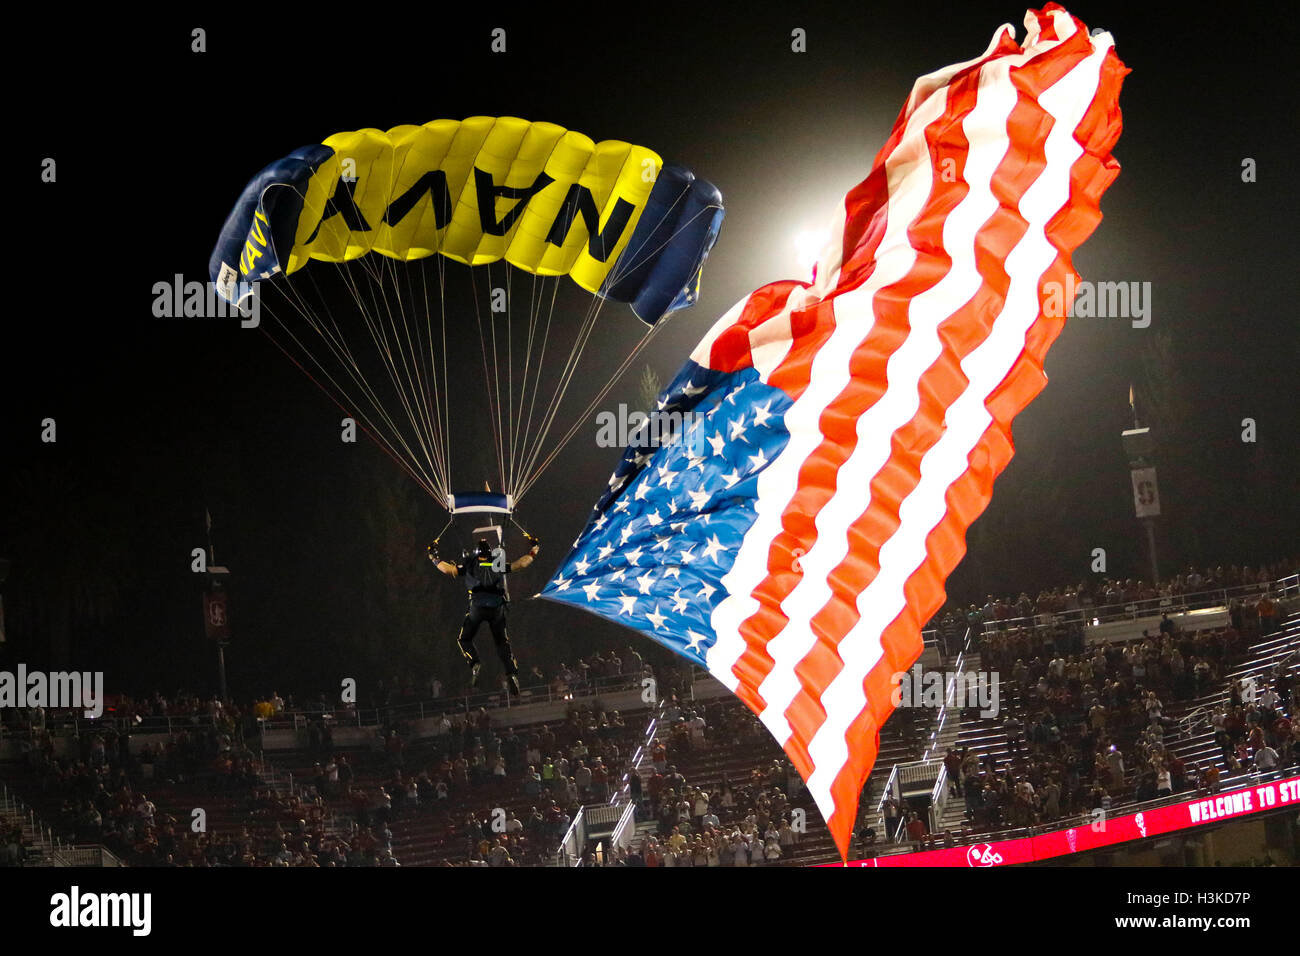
889, 601, 1296, 845
576, 699, 816, 866
937, 559, 1295, 642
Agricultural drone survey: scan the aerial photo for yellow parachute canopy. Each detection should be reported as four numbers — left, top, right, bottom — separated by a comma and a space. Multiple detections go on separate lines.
285, 116, 661, 296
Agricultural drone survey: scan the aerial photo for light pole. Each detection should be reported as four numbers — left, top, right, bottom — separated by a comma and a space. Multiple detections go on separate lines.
1122, 393, 1161, 586
203, 511, 231, 702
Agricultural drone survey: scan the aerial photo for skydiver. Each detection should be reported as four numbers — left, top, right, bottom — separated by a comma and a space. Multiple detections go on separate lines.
427, 536, 540, 696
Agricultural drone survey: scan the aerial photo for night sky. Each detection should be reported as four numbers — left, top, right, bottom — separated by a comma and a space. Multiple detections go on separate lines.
4, 4, 1297, 700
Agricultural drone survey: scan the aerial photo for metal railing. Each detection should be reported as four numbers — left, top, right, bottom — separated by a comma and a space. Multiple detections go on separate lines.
0, 782, 123, 867
0, 672, 653, 743
257, 672, 650, 733
979, 573, 1298, 636
555, 696, 665, 865
608, 802, 638, 857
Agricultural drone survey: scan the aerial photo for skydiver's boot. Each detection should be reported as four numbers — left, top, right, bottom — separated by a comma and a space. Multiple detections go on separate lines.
470, 663, 483, 687
507, 675, 521, 697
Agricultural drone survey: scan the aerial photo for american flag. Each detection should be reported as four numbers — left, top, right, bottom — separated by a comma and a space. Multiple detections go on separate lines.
541, 3, 1126, 861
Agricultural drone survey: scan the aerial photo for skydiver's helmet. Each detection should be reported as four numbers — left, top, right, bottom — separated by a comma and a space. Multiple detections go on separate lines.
475, 539, 492, 562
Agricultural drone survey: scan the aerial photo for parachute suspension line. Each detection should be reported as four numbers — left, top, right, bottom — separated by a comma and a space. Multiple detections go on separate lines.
514, 190, 720, 502
487, 260, 509, 497
506, 265, 551, 497
416, 254, 451, 500
383, 250, 450, 494
516, 269, 554, 495
339, 254, 447, 500
468, 262, 508, 497
606, 187, 706, 288
510, 268, 545, 494
515, 310, 670, 502
513, 274, 562, 496
357, 252, 446, 495
505, 262, 515, 499
434, 251, 452, 493
395, 254, 437, 487
514, 196, 723, 499
389, 251, 448, 496
297, 261, 448, 501
257, 289, 443, 502
289, 257, 447, 502
513, 282, 609, 501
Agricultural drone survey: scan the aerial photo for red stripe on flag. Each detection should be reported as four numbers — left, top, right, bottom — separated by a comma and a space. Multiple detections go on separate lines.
818, 27, 1128, 859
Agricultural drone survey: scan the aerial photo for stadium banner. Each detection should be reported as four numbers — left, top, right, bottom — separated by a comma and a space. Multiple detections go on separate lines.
1131, 466, 1161, 518
203, 587, 231, 641
823, 774, 1300, 866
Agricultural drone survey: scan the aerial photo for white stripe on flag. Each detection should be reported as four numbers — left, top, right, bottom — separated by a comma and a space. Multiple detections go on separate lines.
804, 23, 1115, 824
704, 23, 1005, 715
755, 2, 1037, 749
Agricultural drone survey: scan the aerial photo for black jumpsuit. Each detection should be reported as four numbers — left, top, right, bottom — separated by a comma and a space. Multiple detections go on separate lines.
455, 554, 518, 676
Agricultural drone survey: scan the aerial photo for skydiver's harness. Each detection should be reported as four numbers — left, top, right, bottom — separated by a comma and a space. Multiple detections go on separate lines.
463, 557, 509, 608
427, 516, 539, 610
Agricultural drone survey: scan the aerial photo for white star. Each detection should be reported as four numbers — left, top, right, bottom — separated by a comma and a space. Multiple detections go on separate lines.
728, 417, 749, 443
688, 455, 707, 472
686, 630, 707, 652
670, 521, 688, 533
618, 595, 638, 615
597, 543, 615, 561
682, 380, 707, 397
613, 498, 630, 513
671, 589, 689, 613
747, 448, 769, 471
679, 546, 696, 565
752, 401, 774, 428
688, 488, 710, 511
610, 567, 627, 582
574, 556, 590, 575
553, 575, 571, 591
646, 511, 663, 527
646, 606, 668, 630
655, 534, 673, 551
633, 451, 652, 468
707, 432, 726, 456
722, 469, 741, 488
699, 583, 716, 601
618, 526, 634, 546
625, 546, 644, 566
663, 565, 682, 579
634, 481, 651, 501
667, 498, 679, 515
637, 572, 655, 595
702, 535, 724, 562
582, 582, 601, 602
657, 465, 677, 489
593, 514, 608, 531
608, 472, 624, 489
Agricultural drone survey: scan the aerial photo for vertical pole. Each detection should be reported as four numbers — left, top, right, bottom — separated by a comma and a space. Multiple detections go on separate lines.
1144, 518, 1159, 586
217, 643, 228, 703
